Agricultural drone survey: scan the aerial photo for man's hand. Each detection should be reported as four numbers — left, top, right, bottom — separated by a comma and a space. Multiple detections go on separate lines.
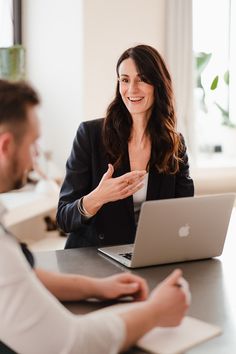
94, 273, 149, 301
118, 269, 190, 351
148, 269, 189, 327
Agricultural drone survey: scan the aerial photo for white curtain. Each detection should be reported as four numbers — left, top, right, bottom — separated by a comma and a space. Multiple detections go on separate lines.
164, 0, 196, 160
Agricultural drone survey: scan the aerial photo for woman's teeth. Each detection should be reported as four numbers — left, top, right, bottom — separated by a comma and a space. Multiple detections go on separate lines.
128, 97, 143, 102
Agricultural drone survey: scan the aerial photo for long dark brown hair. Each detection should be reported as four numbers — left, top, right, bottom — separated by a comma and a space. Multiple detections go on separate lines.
102, 44, 183, 174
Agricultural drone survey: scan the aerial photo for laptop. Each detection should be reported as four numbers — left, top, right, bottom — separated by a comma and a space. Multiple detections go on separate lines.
98, 194, 235, 268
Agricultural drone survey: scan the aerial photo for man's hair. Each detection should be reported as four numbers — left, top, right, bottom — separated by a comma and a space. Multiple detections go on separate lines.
0, 80, 40, 139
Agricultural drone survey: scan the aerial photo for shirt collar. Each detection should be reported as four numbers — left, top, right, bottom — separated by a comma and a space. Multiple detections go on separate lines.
0, 201, 7, 221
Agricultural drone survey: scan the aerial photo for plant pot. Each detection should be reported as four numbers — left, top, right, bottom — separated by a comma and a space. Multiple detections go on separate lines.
0, 45, 26, 81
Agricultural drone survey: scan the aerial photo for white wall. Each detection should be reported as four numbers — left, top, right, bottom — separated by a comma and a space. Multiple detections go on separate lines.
22, 0, 83, 170
23, 0, 165, 169
83, 0, 166, 120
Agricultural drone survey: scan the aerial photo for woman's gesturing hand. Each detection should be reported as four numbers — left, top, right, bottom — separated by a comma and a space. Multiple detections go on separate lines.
97, 164, 146, 203
83, 164, 146, 216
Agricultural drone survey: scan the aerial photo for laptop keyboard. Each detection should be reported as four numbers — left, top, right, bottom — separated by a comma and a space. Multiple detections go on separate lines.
119, 252, 133, 260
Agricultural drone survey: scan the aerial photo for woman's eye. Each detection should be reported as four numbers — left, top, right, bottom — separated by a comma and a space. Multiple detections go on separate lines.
120, 78, 129, 83
138, 76, 145, 82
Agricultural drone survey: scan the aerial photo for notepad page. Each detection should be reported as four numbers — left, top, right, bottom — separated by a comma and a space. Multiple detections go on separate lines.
137, 316, 222, 354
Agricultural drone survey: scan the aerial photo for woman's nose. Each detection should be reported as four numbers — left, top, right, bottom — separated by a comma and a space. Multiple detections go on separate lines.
128, 80, 139, 93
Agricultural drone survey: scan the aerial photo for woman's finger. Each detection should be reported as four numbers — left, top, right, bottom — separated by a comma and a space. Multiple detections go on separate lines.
120, 182, 144, 198
117, 170, 146, 183
100, 164, 114, 183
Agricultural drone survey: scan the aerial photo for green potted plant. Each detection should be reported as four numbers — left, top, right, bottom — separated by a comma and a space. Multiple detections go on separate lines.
195, 51, 233, 128
210, 70, 235, 127
195, 52, 212, 113
195, 51, 236, 156
0, 44, 25, 81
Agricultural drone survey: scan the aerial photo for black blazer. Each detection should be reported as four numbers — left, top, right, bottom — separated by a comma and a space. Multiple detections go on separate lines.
57, 118, 194, 248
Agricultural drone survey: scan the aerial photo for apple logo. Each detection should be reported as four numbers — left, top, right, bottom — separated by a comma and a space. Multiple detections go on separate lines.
178, 224, 190, 237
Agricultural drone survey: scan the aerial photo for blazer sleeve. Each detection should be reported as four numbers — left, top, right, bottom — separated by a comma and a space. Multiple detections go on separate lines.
56, 122, 94, 232
175, 135, 194, 198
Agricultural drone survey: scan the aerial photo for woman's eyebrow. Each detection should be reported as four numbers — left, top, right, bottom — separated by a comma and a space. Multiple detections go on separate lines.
119, 73, 141, 77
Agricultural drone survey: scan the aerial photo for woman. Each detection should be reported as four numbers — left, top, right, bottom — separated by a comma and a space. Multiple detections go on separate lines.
57, 44, 194, 248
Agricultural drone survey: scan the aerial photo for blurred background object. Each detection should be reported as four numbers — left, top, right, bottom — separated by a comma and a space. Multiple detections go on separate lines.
0, 44, 25, 81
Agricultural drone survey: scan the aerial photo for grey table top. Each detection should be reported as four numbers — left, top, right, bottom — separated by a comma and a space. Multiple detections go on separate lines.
35, 210, 236, 353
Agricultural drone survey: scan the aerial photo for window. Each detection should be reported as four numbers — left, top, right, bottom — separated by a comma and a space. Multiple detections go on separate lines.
0, 0, 13, 46
193, 0, 234, 167
0, 0, 21, 46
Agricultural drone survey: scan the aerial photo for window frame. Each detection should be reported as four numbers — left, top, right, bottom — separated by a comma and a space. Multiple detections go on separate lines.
13, 0, 22, 44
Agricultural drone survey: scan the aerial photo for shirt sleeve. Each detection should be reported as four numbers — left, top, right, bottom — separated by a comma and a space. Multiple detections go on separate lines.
0, 233, 126, 354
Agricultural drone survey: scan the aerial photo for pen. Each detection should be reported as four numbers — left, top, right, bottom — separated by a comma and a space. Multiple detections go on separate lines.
175, 277, 191, 305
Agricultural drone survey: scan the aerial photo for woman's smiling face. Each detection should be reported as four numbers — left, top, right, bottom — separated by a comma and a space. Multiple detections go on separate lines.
118, 58, 154, 119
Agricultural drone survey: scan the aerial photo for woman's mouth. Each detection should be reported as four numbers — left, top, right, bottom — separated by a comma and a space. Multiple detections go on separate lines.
128, 97, 144, 102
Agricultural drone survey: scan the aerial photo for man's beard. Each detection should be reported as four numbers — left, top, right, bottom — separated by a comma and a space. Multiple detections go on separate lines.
0, 152, 28, 193
12, 170, 28, 190
13, 176, 25, 190
10, 155, 28, 191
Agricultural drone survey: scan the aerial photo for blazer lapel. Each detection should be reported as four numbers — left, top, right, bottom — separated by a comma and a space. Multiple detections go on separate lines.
113, 147, 135, 226
146, 166, 163, 201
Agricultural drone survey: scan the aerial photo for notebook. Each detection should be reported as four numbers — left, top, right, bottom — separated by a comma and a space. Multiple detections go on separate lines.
98, 194, 235, 268
137, 316, 222, 354
89, 303, 222, 354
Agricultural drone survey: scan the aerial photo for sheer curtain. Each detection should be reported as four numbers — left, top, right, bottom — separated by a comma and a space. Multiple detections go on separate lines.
164, 0, 196, 160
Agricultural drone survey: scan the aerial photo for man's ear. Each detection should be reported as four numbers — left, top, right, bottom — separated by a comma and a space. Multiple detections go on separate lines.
0, 132, 15, 158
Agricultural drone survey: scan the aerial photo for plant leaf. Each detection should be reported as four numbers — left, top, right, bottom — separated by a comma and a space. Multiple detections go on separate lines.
210, 76, 219, 90
214, 102, 229, 118
195, 52, 212, 74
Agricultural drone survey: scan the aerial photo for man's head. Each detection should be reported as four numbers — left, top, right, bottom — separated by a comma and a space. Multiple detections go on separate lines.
0, 80, 40, 192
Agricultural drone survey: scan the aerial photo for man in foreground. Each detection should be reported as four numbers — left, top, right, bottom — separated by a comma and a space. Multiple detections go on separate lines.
0, 79, 189, 353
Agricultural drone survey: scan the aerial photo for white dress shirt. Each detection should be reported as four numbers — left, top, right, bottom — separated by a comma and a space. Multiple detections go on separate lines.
0, 207, 125, 354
